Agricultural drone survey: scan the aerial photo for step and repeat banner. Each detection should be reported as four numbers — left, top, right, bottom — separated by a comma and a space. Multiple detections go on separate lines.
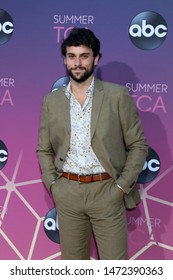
0, 0, 173, 260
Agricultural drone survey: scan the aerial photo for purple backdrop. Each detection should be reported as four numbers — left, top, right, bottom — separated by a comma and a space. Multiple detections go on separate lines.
0, 0, 172, 260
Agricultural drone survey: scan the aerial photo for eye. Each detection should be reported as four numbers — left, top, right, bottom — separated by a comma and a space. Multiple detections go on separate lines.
81, 54, 89, 59
67, 54, 75, 59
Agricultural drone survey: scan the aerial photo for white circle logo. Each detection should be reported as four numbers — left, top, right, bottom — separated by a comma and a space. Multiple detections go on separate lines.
129, 11, 167, 50
44, 208, 60, 244
137, 147, 160, 184
0, 140, 8, 170
0, 9, 14, 45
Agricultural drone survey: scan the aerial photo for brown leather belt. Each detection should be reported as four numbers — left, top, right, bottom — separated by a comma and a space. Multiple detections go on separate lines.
62, 172, 111, 183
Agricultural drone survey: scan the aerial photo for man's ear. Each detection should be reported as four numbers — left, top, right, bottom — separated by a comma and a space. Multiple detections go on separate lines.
94, 54, 100, 66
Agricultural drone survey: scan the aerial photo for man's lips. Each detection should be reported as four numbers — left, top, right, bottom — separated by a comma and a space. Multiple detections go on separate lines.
72, 67, 85, 71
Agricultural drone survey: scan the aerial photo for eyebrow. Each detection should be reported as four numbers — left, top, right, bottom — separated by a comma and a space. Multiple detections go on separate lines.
67, 52, 91, 56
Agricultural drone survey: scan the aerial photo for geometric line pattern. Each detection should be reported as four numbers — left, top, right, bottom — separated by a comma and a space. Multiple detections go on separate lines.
0, 151, 173, 259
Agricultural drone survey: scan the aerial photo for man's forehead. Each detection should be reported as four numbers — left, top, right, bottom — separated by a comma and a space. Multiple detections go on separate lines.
66, 45, 92, 54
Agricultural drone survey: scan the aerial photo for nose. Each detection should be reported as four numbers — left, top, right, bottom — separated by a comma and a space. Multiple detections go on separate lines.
74, 57, 81, 66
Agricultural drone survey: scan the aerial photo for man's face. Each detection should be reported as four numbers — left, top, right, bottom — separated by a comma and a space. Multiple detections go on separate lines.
64, 45, 99, 83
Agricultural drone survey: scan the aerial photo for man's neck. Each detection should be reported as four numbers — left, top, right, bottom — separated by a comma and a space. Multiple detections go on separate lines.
70, 76, 93, 95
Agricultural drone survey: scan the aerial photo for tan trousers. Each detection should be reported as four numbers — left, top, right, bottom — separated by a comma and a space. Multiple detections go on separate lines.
51, 176, 128, 260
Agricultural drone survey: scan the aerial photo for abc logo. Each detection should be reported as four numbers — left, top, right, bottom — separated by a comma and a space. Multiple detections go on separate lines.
0, 140, 8, 170
0, 8, 14, 45
137, 147, 160, 184
44, 208, 60, 244
129, 11, 167, 50
51, 76, 69, 92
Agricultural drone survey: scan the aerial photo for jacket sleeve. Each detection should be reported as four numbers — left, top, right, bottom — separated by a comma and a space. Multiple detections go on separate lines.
36, 96, 57, 191
116, 88, 148, 194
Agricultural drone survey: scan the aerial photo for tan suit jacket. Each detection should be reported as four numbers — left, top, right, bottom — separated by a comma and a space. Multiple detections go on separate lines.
37, 78, 148, 209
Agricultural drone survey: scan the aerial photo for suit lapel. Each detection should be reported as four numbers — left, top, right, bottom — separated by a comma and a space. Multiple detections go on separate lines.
91, 79, 105, 139
62, 79, 104, 138
62, 87, 71, 133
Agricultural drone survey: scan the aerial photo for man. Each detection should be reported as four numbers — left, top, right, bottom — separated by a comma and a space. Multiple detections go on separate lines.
37, 28, 148, 260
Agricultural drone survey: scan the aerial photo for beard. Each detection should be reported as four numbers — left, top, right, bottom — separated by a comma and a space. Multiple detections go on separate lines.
67, 63, 95, 83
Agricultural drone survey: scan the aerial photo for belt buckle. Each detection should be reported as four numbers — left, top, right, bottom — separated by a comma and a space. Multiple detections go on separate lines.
78, 174, 93, 183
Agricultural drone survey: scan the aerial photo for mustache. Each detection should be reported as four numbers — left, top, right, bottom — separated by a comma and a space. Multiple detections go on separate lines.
71, 67, 86, 70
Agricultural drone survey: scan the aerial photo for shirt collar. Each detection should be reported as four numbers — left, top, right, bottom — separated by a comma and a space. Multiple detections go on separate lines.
65, 77, 95, 99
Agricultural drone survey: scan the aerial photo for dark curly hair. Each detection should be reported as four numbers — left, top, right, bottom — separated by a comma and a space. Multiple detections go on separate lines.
61, 28, 102, 60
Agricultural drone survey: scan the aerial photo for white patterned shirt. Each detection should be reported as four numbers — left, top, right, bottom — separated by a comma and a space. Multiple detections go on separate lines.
62, 78, 105, 175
